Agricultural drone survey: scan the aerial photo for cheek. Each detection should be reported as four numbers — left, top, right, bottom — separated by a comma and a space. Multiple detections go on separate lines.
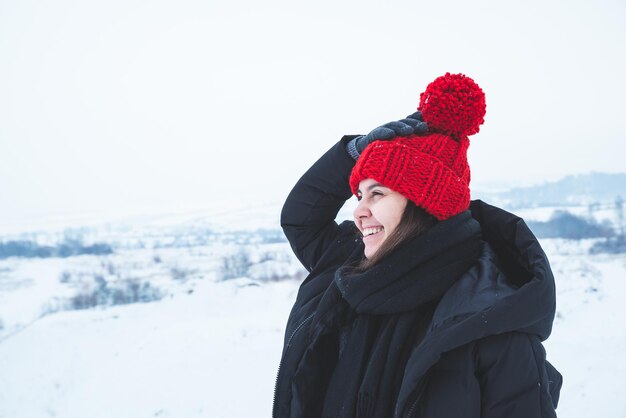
376, 203, 401, 231
388, 215, 402, 233
393, 212, 403, 228
386, 199, 406, 231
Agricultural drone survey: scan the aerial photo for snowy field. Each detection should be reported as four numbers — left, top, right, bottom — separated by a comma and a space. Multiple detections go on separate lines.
1, 205, 625, 417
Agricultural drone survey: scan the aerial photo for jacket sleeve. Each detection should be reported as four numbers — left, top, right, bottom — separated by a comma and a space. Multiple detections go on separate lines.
280, 135, 358, 272
475, 332, 560, 418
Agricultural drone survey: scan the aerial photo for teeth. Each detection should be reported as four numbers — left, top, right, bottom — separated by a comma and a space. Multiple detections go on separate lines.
363, 227, 383, 237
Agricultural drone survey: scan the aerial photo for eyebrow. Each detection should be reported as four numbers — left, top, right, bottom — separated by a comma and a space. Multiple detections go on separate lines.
356, 182, 385, 194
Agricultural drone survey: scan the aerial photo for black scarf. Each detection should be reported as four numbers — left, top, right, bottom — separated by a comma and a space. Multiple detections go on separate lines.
297, 211, 482, 418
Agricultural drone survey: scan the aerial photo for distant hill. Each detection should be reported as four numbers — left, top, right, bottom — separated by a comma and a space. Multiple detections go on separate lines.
476, 172, 626, 208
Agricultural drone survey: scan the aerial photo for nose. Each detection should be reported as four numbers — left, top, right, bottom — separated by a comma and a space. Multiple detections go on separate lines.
353, 198, 371, 221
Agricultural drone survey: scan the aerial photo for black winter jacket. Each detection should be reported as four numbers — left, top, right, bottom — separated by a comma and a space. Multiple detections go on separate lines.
273, 137, 562, 418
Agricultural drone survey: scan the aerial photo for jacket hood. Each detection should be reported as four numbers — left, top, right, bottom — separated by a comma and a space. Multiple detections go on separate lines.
395, 199, 557, 415
421, 199, 556, 357
464, 199, 556, 340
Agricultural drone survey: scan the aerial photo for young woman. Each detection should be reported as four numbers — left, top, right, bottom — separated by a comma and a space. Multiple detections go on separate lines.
273, 73, 562, 418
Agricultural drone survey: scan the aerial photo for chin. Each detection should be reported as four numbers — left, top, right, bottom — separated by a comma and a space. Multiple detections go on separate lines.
364, 246, 378, 259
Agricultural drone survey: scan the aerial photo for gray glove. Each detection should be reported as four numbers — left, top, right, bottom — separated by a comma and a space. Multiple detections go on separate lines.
346, 111, 428, 160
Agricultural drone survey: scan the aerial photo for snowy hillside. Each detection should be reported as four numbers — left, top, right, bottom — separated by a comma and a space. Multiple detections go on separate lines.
475, 172, 626, 209
1, 199, 625, 417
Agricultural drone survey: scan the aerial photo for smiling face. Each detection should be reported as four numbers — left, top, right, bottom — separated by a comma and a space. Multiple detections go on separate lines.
354, 178, 408, 259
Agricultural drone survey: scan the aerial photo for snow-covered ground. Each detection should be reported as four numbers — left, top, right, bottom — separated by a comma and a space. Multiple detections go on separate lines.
1, 206, 625, 417
541, 240, 626, 418
0, 277, 298, 418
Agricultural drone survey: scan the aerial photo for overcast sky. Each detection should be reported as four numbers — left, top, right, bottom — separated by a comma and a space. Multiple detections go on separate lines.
1, 0, 624, 231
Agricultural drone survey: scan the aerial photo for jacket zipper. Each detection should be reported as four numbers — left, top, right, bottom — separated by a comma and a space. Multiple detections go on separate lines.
402, 387, 424, 418
406, 396, 419, 418
272, 313, 315, 417
397, 371, 430, 418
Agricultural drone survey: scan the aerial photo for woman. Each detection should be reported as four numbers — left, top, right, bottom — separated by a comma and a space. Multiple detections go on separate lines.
273, 73, 562, 418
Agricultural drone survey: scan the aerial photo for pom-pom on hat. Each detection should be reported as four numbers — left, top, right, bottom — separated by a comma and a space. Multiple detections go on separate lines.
349, 73, 486, 221
419, 73, 486, 138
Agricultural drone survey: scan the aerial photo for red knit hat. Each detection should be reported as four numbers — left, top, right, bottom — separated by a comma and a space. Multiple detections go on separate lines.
349, 73, 486, 221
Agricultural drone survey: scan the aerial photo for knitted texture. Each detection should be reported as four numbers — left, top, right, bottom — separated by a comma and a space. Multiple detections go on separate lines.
349, 73, 485, 221
419, 72, 486, 138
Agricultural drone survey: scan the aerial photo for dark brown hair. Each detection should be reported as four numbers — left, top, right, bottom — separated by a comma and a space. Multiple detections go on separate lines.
349, 200, 438, 273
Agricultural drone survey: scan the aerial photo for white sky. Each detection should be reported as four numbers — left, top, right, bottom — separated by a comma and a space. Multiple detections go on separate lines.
1, 0, 625, 230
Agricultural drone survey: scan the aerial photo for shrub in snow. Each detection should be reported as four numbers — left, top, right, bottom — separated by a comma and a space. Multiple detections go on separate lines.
224, 247, 307, 282
57, 239, 113, 257
71, 286, 98, 310
248, 260, 289, 281
103, 261, 116, 275
220, 248, 252, 280
170, 266, 196, 282
69, 276, 163, 310
589, 235, 626, 254
40, 297, 65, 316
616, 195, 625, 236
59, 270, 72, 283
